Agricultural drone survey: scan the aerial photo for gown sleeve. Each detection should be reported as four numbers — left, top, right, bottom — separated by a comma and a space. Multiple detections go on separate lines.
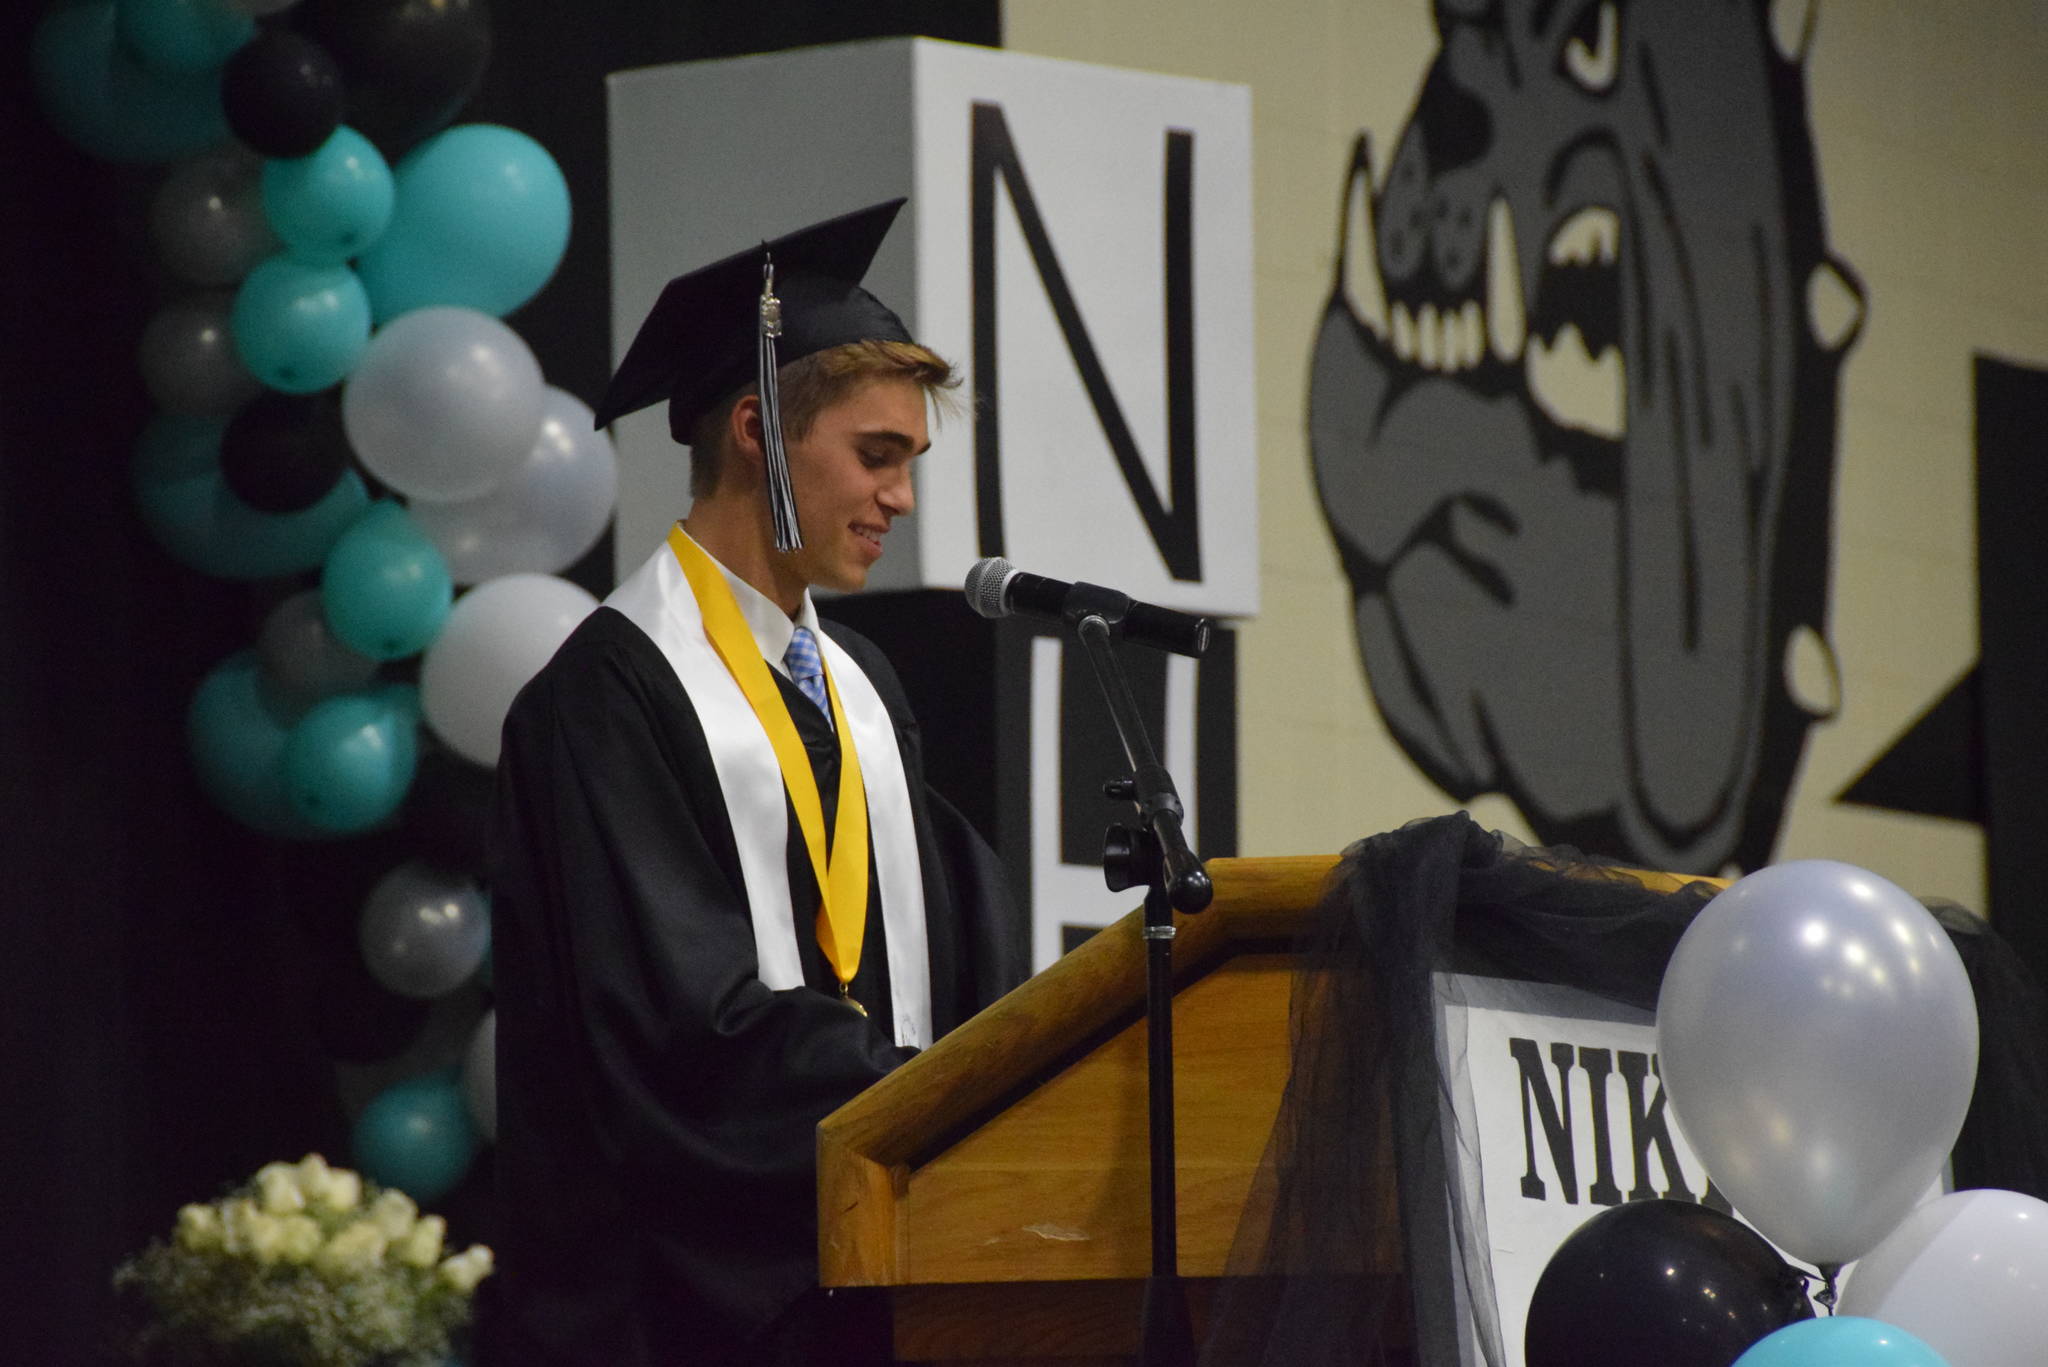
488, 608, 912, 1364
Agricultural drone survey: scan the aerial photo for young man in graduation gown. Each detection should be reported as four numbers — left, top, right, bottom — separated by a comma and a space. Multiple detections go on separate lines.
486, 201, 1028, 1367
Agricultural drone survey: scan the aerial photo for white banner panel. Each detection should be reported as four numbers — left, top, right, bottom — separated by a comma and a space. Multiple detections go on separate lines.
606, 39, 1256, 615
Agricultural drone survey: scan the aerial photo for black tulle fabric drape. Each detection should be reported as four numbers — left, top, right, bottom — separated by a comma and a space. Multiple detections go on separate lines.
1197, 813, 2048, 1367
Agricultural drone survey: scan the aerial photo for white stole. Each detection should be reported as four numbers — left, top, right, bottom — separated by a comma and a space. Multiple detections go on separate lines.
604, 540, 932, 1048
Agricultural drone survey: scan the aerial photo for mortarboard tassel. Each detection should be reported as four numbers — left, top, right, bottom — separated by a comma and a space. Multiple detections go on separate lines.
757, 255, 803, 552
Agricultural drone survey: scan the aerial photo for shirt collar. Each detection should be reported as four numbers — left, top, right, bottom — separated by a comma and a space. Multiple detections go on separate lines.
676, 526, 820, 675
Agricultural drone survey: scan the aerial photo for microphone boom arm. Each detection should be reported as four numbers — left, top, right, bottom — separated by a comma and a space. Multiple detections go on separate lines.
1073, 612, 1212, 914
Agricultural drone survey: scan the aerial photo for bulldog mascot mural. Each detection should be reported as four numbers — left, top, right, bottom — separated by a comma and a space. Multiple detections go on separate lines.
1310, 0, 1864, 874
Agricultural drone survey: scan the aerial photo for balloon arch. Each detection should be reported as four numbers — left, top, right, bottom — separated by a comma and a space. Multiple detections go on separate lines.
36, 0, 608, 1210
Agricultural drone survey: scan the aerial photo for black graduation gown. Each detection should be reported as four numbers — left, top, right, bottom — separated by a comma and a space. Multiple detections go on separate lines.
484, 605, 1025, 1367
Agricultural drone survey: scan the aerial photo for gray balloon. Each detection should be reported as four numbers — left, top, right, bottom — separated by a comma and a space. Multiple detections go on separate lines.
358, 860, 491, 999
462, 1010, 496, 1142
257, 589, 380, 716
139, 292, 262, 416
1655, 859, 1979, 1267
149, 144, 280, 288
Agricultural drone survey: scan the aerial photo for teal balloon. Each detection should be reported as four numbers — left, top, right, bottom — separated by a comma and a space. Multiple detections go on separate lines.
352, 1072, 477, 1204
231, 255, 371, 393
116, 0, 253, 77
282, 688, 420, 833
321, 502, 453, 660
358, 124, 571, 321
263, 127, 395, 265
33, 1, 228, 163
1734, 1316, 1951, 1367
186, 651, 330, 838
133, 413, 370, 579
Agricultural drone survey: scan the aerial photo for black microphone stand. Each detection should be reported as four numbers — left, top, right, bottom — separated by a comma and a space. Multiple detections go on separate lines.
1064, 590, 1213, 1367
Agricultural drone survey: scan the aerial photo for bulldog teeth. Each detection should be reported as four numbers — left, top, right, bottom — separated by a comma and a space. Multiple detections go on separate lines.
1392, 302, 1417, 361
1341, 140, 1389, 338
1487, 198, 1527, 362
1417, 303, 1441, 369
1546, 205, 1620, 267
1459, 302, 1484, 370
1525, 322, 1628, 439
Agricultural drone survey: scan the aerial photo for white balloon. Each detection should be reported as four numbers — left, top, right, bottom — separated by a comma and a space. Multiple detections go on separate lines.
1839, 1188, 2048, 1367
341, 306, 544, 502
462, 1010, 496, 1143
409, 386, 617, 585
1656, 860, 1979, 1266
420, 573, 596, 766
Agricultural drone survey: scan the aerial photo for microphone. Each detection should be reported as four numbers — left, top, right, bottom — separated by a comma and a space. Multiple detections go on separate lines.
964, 557, 1214, 658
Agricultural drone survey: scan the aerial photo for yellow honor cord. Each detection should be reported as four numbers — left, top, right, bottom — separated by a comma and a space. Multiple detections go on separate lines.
668, 526, 871, 995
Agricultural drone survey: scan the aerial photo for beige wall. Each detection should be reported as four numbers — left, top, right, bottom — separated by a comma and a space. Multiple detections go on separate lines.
1005, 1, 2048, 910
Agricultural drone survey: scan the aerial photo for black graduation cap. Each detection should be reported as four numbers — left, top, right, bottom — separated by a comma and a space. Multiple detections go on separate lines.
593, 198, 915, 551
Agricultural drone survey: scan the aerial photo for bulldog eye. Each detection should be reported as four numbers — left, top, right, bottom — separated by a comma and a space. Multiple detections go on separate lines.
1561, 0, 1620, 94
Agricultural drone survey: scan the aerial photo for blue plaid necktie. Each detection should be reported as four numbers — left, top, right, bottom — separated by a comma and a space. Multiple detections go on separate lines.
783, 626, 830, 718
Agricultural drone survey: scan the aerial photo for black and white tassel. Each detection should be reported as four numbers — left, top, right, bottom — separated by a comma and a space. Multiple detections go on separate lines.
757, 256, 802, 552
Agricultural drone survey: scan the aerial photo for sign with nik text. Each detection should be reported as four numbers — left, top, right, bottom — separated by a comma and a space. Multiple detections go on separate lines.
606, 39, 1257, 617
1435, 975, 1787, 1367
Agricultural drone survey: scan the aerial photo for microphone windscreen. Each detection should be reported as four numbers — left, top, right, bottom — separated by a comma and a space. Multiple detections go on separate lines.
964, 556, 1018, 620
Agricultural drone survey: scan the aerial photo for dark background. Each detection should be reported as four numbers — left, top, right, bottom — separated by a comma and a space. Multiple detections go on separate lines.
0, 4, 998, 1360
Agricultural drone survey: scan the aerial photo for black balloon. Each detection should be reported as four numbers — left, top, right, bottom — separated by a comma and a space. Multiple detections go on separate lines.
220, 30, 345, 158
290, 0, 492, 154
220, 390, 351, 513
1524, 1199, 1814, 1367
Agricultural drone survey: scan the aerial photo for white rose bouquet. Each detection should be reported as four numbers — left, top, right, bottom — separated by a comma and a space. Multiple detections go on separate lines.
114, 1154, 491, 1367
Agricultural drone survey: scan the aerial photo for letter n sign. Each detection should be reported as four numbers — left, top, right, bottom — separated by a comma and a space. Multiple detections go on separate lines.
941, 63, 1256, 617
602, 40, 1256, 614
969, 103, 1201, 582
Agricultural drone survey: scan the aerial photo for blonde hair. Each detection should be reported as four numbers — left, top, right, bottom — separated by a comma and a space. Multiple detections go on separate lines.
687, 339, 961, 498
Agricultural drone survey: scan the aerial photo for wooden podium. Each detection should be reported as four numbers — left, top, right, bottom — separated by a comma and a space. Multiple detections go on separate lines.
818, 853, 1718, 1365
815, 854, 1337, 1365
